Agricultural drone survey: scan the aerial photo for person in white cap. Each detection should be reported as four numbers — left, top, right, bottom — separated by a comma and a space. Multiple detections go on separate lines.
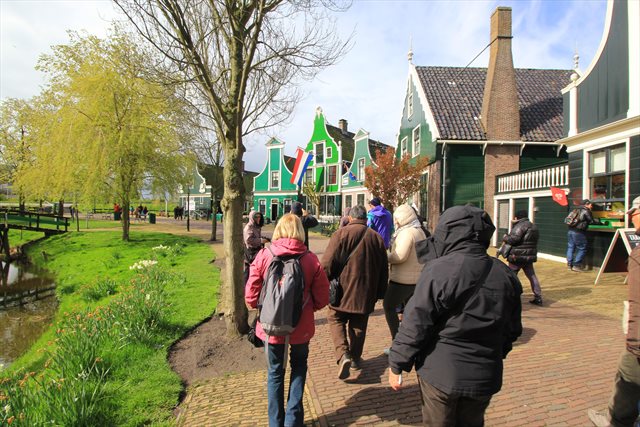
588, 196, 640, 427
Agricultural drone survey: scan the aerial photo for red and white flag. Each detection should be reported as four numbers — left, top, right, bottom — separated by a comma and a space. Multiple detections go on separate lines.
550, 187, 568, 206
290, 148, 314, 186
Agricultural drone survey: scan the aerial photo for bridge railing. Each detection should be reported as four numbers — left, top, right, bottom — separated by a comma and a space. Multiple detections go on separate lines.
1, 209, 69, 233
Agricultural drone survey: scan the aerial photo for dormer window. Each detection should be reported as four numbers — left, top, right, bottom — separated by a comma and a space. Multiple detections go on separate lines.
358, 158, 365, 181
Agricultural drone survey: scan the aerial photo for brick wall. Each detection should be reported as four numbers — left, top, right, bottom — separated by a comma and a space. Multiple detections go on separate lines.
484, 145, 519, 217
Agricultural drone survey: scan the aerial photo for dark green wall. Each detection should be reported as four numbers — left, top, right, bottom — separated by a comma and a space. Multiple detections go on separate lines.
534, 196, 568, 257
576, 0, 629, 132
520, 146, 566, 170
567, 150, 584, 205
514, 198, 529, 216
445, 145, 484, 208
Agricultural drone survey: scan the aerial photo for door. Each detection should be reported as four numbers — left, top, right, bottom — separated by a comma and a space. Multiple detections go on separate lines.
271, 201, 278, 221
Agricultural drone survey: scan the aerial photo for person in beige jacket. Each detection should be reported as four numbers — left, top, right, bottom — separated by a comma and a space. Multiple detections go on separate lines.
383, 204, 428, 348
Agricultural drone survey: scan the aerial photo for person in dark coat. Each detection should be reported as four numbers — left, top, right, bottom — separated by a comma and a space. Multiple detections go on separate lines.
503, 210, 543, 306
321, 205, 388, 380
388, 205, 522, 426
291, 201, 318, 249
567, 199, 602, 272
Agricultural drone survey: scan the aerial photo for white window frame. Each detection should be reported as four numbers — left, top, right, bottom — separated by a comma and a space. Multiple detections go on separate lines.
400, 136, 408, 158
258, 199, 266, 215
412, 125, 421, 157
407, 83, 414, 118
358, 158, 366, 181
357, 193, 365, 206
304, 168, 314, 184
345, 194, 353, 208
326, 146, 333, 160
270, 171, 279, 189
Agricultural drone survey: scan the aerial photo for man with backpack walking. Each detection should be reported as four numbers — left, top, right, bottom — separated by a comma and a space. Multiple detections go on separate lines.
566, 199, 601, 272
245, 213, 329, 427
322, 205, 388, 380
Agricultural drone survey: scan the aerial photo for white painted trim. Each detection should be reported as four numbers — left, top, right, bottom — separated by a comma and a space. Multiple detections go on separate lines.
409, 66, 441, 140
412, 124, 421, 158
628, 0, 640, 117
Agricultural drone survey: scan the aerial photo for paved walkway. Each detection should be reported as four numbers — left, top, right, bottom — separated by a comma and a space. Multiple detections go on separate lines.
172, 227, 627, 426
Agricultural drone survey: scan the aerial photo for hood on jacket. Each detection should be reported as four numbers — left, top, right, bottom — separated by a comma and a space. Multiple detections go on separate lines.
369, 205, 388, 217
416, 205, 495, 263
248, 210, 264, 227
393, 204, 418, 228
269, 237, 307, 256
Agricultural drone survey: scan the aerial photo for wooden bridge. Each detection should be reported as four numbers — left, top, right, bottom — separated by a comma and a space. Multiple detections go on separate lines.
0, 209, 69, 260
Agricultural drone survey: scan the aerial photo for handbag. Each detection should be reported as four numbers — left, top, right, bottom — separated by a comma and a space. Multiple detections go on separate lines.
328, 227, 368, 306
497, 242, 512, 259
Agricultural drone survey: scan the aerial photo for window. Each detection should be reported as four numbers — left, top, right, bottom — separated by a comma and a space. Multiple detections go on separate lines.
326, 147, 333, 160
357, 193, 365, 206
589, 144, 626, 209
283, 199, 292, 213
358, 158, 365, 181
412, 125, 421, 157
315, 142, 324, 164
327, 165, 338, 185
270, 171, 279, 188
400, 136, 408, 158
304, 168, 313, 184
259, 199, 266, 215
345, 195, 353, 208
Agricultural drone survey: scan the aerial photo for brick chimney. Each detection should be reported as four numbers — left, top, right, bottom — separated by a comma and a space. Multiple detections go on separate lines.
480, 7, 520, 140
481, 7, 520, 223
338, 119, 348, 134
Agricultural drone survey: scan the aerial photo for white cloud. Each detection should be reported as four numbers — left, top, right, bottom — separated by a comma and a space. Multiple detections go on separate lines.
1, 0, 607, 173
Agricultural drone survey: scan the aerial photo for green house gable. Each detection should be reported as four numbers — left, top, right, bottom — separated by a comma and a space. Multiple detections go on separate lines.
396, 74, 437, 163
303, 108, 343, 193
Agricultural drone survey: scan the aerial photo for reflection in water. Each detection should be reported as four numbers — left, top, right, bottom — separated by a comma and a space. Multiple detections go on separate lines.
0, 261, 57, 368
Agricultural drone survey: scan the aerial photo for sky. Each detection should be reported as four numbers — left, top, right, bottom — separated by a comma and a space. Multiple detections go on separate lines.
1, 0, 607, 173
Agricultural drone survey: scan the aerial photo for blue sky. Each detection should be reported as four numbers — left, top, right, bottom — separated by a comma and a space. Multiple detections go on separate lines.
1, 0, 607, 172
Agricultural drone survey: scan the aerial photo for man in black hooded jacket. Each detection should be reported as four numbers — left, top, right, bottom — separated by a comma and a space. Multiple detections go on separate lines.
387, 205, 522, 426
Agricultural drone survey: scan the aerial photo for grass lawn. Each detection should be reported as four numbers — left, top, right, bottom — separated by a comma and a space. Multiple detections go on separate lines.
2, 230, 220, 426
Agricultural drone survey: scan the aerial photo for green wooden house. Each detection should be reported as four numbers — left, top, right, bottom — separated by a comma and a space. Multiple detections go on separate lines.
252, 137, 298, 221
398, 6, 572, 231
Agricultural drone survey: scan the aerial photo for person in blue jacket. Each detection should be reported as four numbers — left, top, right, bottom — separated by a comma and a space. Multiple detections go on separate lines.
367, 197, 393, 249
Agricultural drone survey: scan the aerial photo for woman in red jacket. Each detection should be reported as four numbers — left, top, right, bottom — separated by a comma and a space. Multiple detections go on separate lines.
245, 213, 329, 427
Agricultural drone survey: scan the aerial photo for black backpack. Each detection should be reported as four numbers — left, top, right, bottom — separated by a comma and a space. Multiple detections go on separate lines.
564, 208, 581, 227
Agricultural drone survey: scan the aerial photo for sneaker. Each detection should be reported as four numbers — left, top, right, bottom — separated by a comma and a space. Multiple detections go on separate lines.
587, 408, 611, 427
529, 297, 543, 306
572, 265, 587, 272
567, 264, 573, 271
350, 358, 362, 371
337, 354, 351, 380
383, 347, 390, 356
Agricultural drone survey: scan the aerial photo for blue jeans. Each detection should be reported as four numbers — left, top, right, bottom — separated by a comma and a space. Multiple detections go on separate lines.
266, 342, 309, 427
567, 229, 588, 267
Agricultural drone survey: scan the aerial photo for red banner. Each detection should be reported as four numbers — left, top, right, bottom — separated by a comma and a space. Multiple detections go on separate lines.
550, 187, 568, 206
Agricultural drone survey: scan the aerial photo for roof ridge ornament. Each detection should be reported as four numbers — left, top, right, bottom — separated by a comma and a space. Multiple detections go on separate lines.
408, 35, 413, 64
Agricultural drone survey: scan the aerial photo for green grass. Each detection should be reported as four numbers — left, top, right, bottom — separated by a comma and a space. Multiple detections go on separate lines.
8, 229, 45, 246
3, 230, 220, 425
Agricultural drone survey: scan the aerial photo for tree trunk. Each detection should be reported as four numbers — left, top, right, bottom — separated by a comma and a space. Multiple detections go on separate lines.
122, 200, 130, 241
221, 147, 248, 337
210, 189, 218, 241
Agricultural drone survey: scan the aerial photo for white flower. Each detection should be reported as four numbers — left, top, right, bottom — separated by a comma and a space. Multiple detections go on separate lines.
152, 245, 169, 251
129, 260, 158, 270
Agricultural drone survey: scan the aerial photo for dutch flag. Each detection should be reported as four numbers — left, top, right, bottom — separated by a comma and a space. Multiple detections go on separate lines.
290, 148, 314, 186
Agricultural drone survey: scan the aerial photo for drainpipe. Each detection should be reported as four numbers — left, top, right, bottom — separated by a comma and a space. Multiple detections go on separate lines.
441, 143, 448, 212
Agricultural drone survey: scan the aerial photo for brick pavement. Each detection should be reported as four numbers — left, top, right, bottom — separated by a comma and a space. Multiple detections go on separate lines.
177, 230, 627, 426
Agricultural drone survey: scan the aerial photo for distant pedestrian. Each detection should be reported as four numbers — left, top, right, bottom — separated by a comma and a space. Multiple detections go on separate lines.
321, 205, 388, 379
243, 210, 269, 285
339, 207, 351, 228
291, 202, 318, 249
367, 197, 393, 249
245, 213, 329, 427
566, 199, 602, 272
388, 205, 522, 426
502, 210, 543, 306
383, 204, 428, 351
588, 196, 640, 427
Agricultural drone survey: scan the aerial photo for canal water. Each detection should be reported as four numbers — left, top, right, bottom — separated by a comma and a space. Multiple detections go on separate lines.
0, 261, 57, 368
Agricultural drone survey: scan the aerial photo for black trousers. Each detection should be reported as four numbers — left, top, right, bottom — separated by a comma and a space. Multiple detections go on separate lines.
418, 375, 492, 427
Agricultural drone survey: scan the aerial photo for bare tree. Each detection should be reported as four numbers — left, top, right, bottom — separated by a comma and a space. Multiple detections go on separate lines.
114, 0, 351, 336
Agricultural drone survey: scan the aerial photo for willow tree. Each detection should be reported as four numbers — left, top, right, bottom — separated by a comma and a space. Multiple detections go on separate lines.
18, 30, 193, 240
115, 0, 351, 336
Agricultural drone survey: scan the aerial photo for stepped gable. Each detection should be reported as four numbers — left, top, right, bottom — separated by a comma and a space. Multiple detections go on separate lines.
415, 66, 572, 142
